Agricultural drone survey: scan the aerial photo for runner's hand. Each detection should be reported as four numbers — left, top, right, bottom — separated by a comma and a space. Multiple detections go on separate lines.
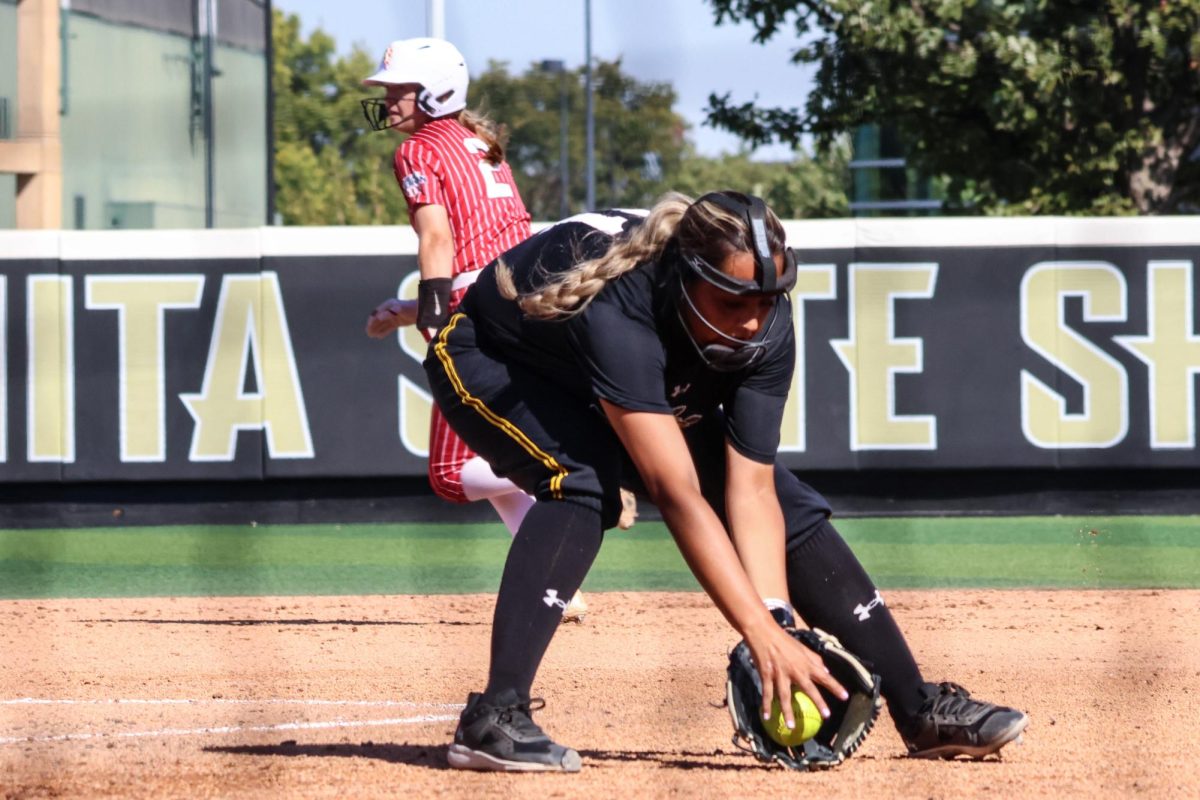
366, 298, 418, 338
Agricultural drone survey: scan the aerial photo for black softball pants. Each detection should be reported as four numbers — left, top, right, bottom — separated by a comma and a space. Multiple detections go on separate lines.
425, 313, 927, 726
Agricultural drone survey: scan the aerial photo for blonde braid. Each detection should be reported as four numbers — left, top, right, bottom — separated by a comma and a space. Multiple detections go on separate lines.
500, 193, 693, 319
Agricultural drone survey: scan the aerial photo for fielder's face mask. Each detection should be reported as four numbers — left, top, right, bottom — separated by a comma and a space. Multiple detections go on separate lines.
675, 192, 797, 372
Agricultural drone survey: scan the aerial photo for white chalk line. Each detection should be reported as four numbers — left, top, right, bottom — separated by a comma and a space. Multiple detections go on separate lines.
0, 698, 465, 747
2, 698, 464, 709
0, 713, 460, 746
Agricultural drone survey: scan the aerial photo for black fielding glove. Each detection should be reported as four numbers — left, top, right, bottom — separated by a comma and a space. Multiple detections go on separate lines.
416, 277, 453, 331
726, 628, 883, 771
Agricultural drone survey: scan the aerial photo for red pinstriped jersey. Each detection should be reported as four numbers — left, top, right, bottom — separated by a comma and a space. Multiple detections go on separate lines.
392, 116, 531, 503
393, 117, 531, 279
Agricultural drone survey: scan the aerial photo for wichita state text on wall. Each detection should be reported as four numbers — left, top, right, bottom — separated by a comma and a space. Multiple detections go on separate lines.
0, 218, 1197, 481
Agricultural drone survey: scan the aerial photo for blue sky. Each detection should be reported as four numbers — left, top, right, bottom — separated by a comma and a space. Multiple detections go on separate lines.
272, 0, 813, 159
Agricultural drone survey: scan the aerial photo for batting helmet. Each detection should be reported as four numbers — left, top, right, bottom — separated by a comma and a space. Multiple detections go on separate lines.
362, 37, 469, 118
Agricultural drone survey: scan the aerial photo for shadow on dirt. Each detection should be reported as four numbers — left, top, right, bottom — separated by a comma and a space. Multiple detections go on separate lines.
579, 748, 761, 771
204, 743, 757, 772
76, 618, 485, 627
205, 741, 453, 768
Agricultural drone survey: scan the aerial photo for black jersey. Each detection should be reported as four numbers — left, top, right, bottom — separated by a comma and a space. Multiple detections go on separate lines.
460, 210, 796, 463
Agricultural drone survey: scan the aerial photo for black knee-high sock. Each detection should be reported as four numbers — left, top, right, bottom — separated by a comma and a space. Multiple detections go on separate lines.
785, 519, 927, 729
483, 500, 604, 704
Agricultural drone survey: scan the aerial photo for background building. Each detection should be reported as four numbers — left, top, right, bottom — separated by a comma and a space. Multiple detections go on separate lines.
0, 0, 271, 229
849, 124, 942, 216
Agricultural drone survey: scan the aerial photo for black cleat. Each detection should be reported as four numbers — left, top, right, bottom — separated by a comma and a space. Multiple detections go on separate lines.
902, 682, 1028, 760
447, 689, 581, 773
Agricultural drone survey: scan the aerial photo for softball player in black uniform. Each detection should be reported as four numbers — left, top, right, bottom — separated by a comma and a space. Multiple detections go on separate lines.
425, 191, 1028, 772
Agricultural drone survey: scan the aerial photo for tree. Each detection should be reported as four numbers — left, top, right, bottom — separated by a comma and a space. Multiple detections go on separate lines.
671, 139, 851, 218
473, 58, 849, 219
704, 1, 1200, 215
272, 8, 848, 224
472, 58, 691, 219
272, 10, 408, 225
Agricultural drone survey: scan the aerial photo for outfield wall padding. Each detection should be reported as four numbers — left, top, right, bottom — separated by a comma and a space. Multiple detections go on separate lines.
1, 218, 1198, 482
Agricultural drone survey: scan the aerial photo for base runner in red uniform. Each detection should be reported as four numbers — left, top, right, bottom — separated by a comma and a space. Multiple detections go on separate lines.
360, 38, 629, 621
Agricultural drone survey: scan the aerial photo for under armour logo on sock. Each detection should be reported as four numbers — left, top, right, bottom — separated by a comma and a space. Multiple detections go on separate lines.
543, 589, 568, 613
853, 590, 885, 621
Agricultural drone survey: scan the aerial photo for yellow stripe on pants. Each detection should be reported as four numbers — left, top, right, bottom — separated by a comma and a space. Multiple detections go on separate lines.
433, 314, 568, 499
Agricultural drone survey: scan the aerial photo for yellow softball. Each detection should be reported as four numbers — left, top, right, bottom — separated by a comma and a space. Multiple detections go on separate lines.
766, 689, 823, 747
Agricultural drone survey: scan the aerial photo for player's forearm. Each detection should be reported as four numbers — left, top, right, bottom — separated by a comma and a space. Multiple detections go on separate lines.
417, 232, 454, 280
411, 204, 455, 281
414, 229, 455, 331
723, 444, 790, 603
655, 488, 778, 639
725, 489, 789, 603
600, 402, 777, 638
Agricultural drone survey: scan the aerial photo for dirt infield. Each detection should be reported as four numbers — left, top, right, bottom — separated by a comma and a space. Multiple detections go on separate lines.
3, 589, 1198, 799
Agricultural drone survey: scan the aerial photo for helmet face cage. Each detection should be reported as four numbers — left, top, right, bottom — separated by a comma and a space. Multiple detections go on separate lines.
672, 192, 794, 371
675, 272, 789, 373
360, 98, 391, 131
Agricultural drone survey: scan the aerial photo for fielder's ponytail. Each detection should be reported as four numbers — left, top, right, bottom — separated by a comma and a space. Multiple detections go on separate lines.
499, 192, 693, 319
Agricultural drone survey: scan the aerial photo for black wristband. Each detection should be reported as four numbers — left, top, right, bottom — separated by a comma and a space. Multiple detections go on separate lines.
416, 277, 453, 330
768, 606, 796, 629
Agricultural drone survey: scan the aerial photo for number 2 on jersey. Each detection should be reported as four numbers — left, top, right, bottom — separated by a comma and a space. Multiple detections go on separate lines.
464, 137, 515, 199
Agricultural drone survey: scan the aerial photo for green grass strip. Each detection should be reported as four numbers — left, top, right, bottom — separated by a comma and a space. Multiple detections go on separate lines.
0, 516, 1196, 600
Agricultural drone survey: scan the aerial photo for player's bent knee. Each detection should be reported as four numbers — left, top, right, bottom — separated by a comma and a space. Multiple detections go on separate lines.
428, 465, 470, 504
